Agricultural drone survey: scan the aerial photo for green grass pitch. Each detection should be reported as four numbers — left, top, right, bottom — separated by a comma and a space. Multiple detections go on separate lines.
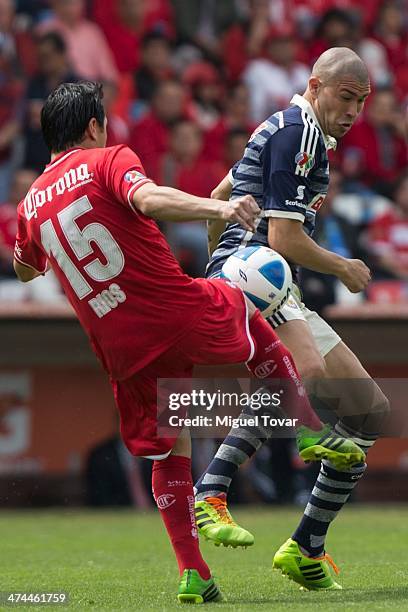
1, 506, 408, 611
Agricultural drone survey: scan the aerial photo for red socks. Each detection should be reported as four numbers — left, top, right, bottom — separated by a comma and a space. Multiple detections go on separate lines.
247, 310, 322, 431
152, 455, 210, 580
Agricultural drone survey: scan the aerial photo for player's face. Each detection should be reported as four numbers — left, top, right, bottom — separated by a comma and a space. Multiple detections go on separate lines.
316, 78, 371, 138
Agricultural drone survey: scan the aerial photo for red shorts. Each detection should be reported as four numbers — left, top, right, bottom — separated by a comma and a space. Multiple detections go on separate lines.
111, 279, 254, 458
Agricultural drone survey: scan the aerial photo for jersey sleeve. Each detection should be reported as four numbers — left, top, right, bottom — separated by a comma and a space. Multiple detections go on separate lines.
100, 145, 155, 212
14, 203, 48, 273
228, 162, 239, 185
261, 124, 319, 223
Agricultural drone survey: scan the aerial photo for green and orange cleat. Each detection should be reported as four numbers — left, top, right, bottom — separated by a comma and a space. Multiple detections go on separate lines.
297, 423, 366, 470
273, 538, 342, 591
195, 495, 254, 548
177, 569, 223, 604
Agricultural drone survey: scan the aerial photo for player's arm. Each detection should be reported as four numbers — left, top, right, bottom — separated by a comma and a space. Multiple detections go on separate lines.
105, 146, 258, 231
13, 259, 42, 282
262, 126, 370, 293
207, 172, 233, 256
132, 182, 260, 232
268, 218, 370, 292
211, 173, 233, 201
14, 204, 49, 283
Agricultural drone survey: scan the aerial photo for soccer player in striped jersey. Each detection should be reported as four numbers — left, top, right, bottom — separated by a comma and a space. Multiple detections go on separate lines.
194, 47, 390, 590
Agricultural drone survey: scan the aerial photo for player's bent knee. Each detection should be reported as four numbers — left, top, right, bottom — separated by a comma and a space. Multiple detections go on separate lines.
343, 387, 391, 437
277, 343, 326, 382
297, 356, 327, 381
170, 426, 192, 458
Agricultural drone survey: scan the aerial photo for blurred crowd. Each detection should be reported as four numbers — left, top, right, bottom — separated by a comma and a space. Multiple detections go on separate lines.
0, 0, 407, 309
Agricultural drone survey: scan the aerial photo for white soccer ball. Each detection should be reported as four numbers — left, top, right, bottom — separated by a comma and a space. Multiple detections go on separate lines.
221, 245, 292, 317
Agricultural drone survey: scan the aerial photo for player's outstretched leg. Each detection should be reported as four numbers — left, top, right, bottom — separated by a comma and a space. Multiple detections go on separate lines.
273, 419, 383, 590
272, 453, 366, 590
273, 411, 387, 590
194, 312, 364, 548
152, 446, 222, 603
273, 342, 390, 590
247, 312, 365, 468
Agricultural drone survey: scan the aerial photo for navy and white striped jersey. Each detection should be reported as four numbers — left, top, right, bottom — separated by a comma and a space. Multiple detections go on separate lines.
207, 94, 337, 283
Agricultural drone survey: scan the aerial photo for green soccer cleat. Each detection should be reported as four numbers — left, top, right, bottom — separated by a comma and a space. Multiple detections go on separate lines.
297, 423, 366, 470
177, 569, 223, 604
273, 538, 342, 591
195, 494, 254, 548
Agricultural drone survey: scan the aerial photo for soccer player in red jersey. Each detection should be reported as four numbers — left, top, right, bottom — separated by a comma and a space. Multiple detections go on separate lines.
14, 82, 324, 603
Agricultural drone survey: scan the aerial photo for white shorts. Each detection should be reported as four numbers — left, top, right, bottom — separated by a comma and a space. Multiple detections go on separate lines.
267, 286, 341, 358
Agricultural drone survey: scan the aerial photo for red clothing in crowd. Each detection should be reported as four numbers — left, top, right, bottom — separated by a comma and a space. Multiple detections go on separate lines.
340, 119, 407, 186
92, 0, 174, 73
368, 210, 408, 275
13, 30, 38, 77
0, 203, 17, 268
203, 118, 255, 163
221, 21, 307, 84
37, 17, 118, 84
374, 32, 408, 72
128, 113, 170, 176
0, 77, 23, 163
292, 0, 382, 30
221, 25, 252, 84
151, 154, 224, 197
395, 65, 408, 102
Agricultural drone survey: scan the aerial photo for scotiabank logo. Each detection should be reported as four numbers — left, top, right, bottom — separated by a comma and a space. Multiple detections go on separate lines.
24, 164, 92, 220
156, 493, 176, 510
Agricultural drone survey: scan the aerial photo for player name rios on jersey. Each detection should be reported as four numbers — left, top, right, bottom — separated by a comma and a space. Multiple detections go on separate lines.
88, 283, 127, 318
24, 164, 93, 220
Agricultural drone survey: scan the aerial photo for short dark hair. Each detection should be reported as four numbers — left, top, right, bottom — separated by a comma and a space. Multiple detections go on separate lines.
142, 31, 171, 49
41, 82, 105, 153
317, 8, 355, 37
37, 31, 66, 54
170, 118, 201, 133
227, 128, 250, 141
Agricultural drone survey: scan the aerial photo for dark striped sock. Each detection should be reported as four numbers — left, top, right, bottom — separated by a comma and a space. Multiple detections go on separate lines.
194, 409, 272, 501
292, 420, 380, 557
334, 421, 377, 455
292, 459, 366, 556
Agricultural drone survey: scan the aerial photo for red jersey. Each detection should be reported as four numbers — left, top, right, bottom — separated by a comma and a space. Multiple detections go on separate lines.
14, 145, 211, 380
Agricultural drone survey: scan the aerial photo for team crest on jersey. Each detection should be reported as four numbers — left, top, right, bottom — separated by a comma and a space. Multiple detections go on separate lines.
295, 151, 314, 170
124, 170, 145, 183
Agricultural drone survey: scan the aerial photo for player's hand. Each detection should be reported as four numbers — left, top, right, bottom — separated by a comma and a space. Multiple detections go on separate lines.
221, 196, 260, 232
340, 259, 372, 293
